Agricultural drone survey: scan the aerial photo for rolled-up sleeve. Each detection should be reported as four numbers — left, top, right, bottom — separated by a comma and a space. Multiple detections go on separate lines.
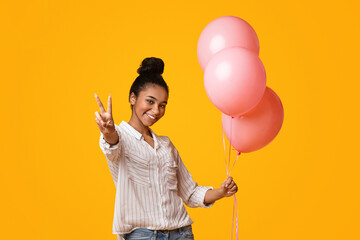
174, 147, 214, 208
99, 125, 122, 185
99, 125, 122, 161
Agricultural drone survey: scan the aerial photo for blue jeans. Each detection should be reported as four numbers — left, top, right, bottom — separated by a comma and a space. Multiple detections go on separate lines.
123, 225, 194, 240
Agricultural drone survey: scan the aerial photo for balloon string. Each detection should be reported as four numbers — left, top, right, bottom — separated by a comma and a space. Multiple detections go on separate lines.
231, 195, 235, 240
222, 118, 239, 240
223, 122, 241, 176
229, 154, 239, 176
234, 195, 239, 240
222, 130, 229, 176
228, 117, 233, 177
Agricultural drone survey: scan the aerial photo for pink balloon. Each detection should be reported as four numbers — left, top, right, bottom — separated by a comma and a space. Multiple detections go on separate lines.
197, 16, 259, 71
204, 47, 266, 116
222, 87, 284, 153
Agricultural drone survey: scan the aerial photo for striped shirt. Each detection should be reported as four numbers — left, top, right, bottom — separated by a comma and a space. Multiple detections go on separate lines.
99, 121, 214, 239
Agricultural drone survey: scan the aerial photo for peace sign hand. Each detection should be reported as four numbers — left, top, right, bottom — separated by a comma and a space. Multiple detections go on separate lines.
94, 93, 117, 139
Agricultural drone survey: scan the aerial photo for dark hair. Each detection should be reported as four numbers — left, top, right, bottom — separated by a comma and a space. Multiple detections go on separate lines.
129, 57, 169, 108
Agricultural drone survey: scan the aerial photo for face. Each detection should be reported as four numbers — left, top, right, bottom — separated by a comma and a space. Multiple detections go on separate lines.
130, 84, 168, 127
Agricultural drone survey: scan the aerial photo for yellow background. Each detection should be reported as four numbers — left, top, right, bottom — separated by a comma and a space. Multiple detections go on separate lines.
1, 0, 360, 239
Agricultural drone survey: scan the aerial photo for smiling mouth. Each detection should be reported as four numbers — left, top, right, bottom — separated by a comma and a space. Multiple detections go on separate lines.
145, 113, 156, 120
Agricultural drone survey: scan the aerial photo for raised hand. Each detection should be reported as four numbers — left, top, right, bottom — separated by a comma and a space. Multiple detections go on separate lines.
94, 93, 117, 139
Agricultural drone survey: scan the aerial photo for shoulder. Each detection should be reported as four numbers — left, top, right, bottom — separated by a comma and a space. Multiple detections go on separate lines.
157, 135, 171, 145
158, 135, 178, 149
157, 135, 181, 163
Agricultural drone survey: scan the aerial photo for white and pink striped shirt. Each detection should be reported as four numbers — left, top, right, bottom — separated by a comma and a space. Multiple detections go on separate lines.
99, 121, 214, 239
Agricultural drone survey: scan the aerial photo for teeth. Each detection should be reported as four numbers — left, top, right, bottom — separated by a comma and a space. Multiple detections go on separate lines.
147, 113, 155, 119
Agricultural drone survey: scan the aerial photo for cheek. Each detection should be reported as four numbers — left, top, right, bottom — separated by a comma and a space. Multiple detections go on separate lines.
134, 104, 145, 116
136, 102, 149, 110
161, 108, 166, 115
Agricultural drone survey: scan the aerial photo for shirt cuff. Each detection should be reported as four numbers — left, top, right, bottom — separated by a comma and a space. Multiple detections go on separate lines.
196, 186, 215, 208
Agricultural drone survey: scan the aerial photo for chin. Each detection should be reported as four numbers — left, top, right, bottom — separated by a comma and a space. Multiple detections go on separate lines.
141, 119, 157, 127
148, 120, 158, 126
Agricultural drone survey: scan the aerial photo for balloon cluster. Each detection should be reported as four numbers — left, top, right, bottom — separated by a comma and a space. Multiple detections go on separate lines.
197, 16, 284, 153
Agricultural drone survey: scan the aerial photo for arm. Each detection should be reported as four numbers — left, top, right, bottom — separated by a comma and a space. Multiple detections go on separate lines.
171, 140, 238, 207
99, 124, 122, 162
173, 145, 214, 208
102, 129, 119, 145
98, 125, 122, 186
95, 93, 121, 162
95, 93, 123, 186
204, 176, 238, 205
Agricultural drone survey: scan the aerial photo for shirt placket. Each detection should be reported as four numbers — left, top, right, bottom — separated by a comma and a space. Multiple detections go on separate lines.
154, 148, 164, 228
144, 137, 168, 228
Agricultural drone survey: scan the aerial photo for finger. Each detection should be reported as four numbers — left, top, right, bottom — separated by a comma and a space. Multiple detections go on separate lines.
227, 191, 237, 196
225, 177, 233, 187
95, 93, 106, 114
95, 111, 105, 122
227, 181, 235, 189
227, 186, 237, 193
95, 117, 104, 131
108, 94, 112, 116
95, 118, 102, 130
95, 112, 107, 128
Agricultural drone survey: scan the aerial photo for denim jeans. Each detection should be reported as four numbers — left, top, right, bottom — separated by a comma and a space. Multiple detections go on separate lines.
123, 225, 194, 240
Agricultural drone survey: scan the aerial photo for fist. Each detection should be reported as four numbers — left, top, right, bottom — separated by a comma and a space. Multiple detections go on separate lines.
220, 176, 238, 198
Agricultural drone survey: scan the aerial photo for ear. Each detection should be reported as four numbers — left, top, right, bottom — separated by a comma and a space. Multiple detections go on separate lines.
130, 92, 136, 106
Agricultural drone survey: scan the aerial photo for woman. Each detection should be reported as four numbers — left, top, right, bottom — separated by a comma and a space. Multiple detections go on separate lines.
95, 57, 238, 240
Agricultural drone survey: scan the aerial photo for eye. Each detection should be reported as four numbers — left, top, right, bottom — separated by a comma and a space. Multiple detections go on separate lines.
146, 99, 154, 104
160, 105, 166, 108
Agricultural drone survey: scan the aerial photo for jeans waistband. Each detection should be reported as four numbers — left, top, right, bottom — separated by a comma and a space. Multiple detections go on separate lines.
157, 225, 192, 234
127, 224, 192, 235
123, 225, 193, 240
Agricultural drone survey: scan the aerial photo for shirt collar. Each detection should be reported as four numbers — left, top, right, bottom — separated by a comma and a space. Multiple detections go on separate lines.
149, 128, 160, 150
120, 121, 142, 140
120, 121, 160, 150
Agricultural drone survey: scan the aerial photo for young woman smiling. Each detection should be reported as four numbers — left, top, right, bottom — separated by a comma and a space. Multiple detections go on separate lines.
95, 57, 238, 240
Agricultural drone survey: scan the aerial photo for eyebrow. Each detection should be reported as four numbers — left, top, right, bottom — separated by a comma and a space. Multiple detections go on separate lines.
147, 96, 167, 104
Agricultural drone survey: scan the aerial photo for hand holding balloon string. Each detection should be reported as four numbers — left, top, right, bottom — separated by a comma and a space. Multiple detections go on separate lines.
204, 176, 238, 205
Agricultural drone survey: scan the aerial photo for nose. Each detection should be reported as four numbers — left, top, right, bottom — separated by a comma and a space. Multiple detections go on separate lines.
152, 105, 160, 115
